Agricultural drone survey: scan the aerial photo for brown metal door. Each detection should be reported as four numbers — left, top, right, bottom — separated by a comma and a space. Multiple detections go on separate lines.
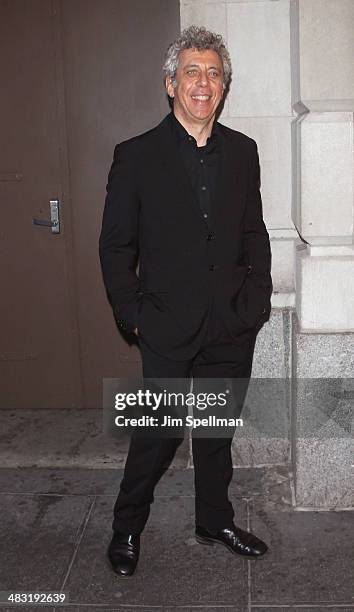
0, 0, 81, 408
60, 0, 180, 407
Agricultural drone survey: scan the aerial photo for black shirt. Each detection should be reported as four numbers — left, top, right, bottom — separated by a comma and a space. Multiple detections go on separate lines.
169, 112, 220, 223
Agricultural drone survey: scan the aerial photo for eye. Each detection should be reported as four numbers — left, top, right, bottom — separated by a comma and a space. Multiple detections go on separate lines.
209, 70, 220, 78
186, 69, 198, 76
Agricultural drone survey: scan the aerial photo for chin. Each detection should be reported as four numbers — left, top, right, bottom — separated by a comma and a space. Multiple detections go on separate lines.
189, 109, 214, 121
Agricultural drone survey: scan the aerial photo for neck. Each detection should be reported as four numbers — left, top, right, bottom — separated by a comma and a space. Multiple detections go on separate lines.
173, 109, 215, 147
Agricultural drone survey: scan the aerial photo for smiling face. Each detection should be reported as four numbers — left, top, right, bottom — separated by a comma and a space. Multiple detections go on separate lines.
166, 48, 224, 128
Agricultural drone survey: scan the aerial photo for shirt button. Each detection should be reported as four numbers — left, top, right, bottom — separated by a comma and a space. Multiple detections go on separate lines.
201, 185, 207, 191
203, 213, 208, 218
188, 136, 193, 142
200, 158, 204, 164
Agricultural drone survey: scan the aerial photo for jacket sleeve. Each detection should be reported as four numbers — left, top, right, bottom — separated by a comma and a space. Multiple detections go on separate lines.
240, 139, 273, 323
99, 142, 141, 334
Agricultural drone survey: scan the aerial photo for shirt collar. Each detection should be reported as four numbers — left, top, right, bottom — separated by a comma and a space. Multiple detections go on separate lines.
169, 111, 219, 147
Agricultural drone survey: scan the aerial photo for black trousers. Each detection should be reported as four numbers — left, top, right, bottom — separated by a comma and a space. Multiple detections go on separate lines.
112, 303, 258, 534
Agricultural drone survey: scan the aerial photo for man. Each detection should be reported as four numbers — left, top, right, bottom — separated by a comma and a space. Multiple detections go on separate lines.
99, 25, 272, 577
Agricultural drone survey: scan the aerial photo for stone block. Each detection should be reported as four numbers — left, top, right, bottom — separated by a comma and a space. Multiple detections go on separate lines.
270, 237, 295, 293
224, 116, 293, 228
298, 0, 354, 109
294, 437, 354, 508
231, 310, 291, 467
227, 0, 292, 116
295, 243, 354, 332
297, 112, 354, 241
180, 1, 227, 38
292, 318, 354, 508
252, 309, 289, 379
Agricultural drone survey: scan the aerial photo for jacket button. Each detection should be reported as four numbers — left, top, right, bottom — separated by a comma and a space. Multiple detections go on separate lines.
209, 264, 218, 271
206, 233, 214, 241
247, 265, 253, 275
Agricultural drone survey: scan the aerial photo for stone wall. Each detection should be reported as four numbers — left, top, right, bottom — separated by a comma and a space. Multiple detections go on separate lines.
180, 0, 354, 507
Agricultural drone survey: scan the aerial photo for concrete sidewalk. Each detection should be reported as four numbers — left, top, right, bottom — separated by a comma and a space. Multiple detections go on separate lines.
0, 465, 353, 611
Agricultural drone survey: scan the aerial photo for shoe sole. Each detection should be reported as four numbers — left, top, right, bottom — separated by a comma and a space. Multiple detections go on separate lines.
195, 534, 267, 560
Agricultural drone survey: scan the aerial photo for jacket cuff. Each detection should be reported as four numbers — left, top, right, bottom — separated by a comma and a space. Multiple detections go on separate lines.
113, 295, 141, 335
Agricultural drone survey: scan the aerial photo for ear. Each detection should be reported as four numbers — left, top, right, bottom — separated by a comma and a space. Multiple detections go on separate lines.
165, 76, 175, 98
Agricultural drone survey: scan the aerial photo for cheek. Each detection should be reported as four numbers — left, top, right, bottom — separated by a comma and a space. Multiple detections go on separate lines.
214, 88, 224, 103
182, 84, 192, 97
182, 91, 194, 106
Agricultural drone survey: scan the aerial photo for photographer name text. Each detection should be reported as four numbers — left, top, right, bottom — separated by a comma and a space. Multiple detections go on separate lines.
114, 415, 243, 428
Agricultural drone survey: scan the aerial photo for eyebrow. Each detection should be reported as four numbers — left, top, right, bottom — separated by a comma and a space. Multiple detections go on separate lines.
183, 64, 221, 71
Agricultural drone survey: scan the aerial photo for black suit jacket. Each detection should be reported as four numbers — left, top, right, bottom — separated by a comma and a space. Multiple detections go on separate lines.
99, 113, 272, 360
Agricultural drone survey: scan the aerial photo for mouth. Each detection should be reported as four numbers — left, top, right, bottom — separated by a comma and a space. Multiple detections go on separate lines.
191, 95, 212, 101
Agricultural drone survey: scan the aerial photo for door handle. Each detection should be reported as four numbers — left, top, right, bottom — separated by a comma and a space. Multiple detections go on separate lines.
32, 199, 60, 234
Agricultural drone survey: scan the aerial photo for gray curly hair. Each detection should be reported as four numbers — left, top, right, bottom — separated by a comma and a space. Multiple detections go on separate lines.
163, 25, 232, 90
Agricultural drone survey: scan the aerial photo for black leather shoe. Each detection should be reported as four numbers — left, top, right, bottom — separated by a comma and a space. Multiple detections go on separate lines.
195, 524, 268, 559
107, 531, 140, 576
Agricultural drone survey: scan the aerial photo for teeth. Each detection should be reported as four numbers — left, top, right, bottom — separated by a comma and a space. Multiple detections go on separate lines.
192, 95, 210, 100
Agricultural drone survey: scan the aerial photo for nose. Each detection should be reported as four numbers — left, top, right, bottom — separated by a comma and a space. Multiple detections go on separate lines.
196, 70, 209, 87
